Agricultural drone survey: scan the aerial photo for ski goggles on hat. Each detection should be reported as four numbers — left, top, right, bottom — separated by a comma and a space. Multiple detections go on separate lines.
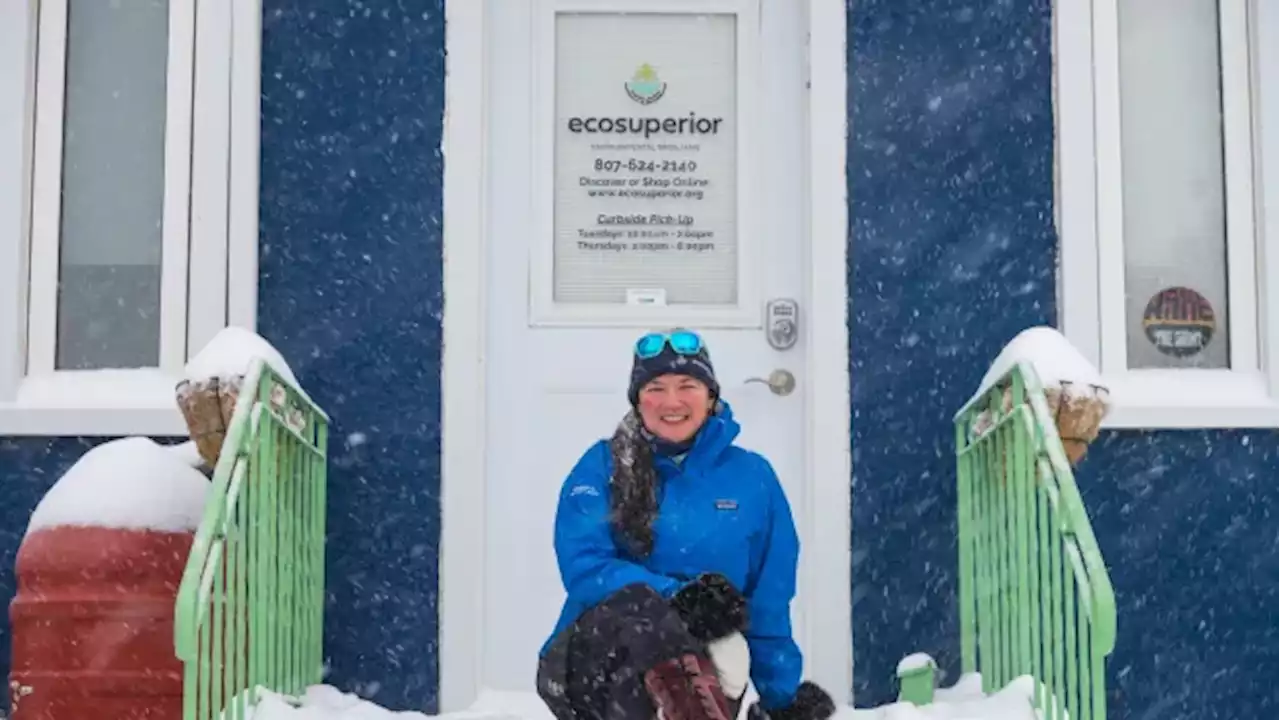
634, 330, 704, 359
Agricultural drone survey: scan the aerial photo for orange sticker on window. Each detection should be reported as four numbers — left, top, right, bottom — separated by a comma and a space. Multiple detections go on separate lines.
1141, 286, 1216, 357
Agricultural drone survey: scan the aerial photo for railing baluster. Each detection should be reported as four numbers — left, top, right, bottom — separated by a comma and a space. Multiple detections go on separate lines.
995, 420, 1010, 690
1013, 409, 1032, 683
1078, 589, 1093, 720
1064, 547, 1078, 720
1037, 470, 1052, 713
957, 420, 976, 673
977, 429, 995, 689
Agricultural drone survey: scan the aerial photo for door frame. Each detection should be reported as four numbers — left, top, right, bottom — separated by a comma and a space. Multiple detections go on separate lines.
439, 0, 852, 711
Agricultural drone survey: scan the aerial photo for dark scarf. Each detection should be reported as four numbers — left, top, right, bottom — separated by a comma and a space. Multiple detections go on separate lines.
646, 428, 696, 460
608, 408, 701, 558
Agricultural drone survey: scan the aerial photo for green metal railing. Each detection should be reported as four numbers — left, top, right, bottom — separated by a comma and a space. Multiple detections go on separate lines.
954, 362, 1116, 720
175, 359, 330, 720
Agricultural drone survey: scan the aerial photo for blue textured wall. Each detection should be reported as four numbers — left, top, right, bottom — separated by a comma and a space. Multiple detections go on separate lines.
256, 0, 446, 711
847, 0, 1058, 701
1082, 431, 1277, 719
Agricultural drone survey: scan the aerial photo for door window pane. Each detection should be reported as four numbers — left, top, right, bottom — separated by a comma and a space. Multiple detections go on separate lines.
56, 0, 168, 370
1119, 0, 1230, 369
552, 12, 739, 306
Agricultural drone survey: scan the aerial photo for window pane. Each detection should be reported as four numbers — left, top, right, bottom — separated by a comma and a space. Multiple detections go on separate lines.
552, 12, 739, 306
55, 0, 168, 370
1118, 0, 1231, 369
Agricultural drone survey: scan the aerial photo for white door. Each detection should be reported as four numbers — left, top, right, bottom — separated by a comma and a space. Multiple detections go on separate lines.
482, 0, 816, 697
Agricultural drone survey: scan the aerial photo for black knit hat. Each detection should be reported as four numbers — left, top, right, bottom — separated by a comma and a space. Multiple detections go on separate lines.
627, 342, 720, 406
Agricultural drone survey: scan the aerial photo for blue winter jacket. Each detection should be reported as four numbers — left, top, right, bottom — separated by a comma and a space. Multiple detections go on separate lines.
540, 402, 803, 710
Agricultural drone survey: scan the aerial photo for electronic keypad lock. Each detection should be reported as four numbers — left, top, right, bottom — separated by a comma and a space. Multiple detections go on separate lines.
765, 298, 799, 351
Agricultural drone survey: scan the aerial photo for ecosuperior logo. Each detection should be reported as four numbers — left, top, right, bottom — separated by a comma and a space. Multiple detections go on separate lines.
624, 63, 666, 105
565, 64, 725, 139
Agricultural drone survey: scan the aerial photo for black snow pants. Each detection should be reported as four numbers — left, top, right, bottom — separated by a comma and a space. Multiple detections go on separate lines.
536, 583, 732, 720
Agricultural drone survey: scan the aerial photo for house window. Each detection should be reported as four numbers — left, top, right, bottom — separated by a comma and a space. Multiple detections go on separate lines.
1057, 0, 1278, 428
1116, 0, 1234, 371
30, 0, 176, 372
0, 0, 261, 435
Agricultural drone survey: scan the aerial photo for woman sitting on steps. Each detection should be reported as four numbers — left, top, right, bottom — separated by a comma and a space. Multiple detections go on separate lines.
535, 329, 838, 720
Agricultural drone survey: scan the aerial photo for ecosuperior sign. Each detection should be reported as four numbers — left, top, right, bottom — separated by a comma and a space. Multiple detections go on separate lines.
566, 112, 725, 139
552, 17, 739, 306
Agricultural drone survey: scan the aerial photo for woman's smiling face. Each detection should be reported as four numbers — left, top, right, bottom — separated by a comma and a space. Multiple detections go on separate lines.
636, 373, 713, 443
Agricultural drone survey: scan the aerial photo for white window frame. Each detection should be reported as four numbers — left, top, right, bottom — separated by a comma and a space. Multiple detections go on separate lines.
1056, 0, 1279, 429
0, 0, 262, 437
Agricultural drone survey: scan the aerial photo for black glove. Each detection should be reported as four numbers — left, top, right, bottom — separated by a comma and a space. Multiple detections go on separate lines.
669, 572, 748, 642
749, 681, 836, 720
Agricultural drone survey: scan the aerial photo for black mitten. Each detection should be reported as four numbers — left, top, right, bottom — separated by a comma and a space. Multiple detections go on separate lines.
669, 573, 748, 642
750, 681, 836, 720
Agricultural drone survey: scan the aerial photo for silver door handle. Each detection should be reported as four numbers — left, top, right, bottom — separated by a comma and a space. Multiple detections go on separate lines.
743, 369, 796, 396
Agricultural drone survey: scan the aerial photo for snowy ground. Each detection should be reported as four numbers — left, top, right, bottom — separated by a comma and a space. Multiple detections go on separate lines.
247, 674, 1039, 720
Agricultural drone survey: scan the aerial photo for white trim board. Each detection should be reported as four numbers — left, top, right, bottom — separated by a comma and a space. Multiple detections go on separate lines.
439, 0, 491, 711
438, 0, 853, 710
0, 1, 38, 405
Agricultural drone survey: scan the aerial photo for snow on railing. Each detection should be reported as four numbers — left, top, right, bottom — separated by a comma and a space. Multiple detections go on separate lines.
174, 358, 330, 720
954, 361, 1116, 720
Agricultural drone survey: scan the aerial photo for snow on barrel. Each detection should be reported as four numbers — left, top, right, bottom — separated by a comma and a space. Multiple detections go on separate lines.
9, 437, 211, 720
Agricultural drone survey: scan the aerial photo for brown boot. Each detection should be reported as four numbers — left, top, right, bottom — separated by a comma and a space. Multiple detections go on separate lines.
643, 653, 735, 720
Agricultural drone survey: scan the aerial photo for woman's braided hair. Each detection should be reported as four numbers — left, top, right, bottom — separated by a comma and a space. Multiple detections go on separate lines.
607, 408, 661, 558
